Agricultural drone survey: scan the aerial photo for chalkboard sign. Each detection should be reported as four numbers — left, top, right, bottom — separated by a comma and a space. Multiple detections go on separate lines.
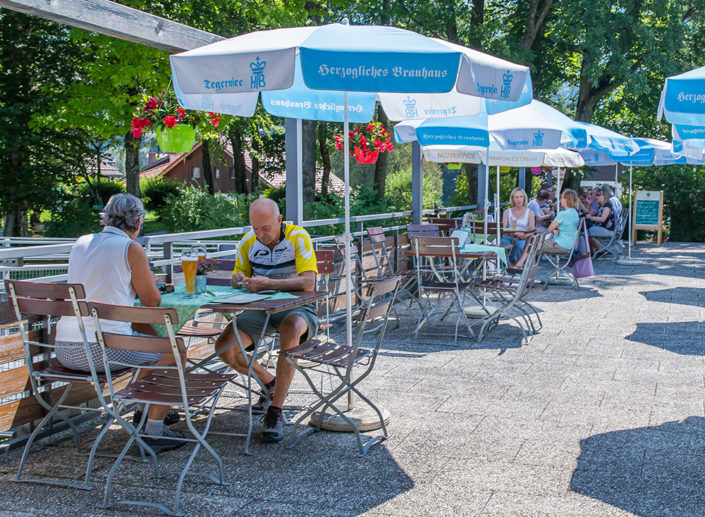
635, 199, 660, 226
632, 190, 664, 246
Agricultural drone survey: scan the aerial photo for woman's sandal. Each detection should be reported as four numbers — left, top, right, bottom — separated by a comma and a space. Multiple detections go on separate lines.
507, 265, 524, 274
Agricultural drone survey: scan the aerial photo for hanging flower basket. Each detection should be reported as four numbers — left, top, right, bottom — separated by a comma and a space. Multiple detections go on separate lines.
445, 162, 462, 170
354, 146, 380, 164
131, 88, 220, 152
156, 125, 197, 153
336, 122, 393, 165
531, 166, 543, 175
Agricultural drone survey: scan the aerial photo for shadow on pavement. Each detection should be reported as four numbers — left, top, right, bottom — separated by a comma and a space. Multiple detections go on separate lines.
571, 416, 705, 516
625, 321, 704, 355
640, 287, 704, 308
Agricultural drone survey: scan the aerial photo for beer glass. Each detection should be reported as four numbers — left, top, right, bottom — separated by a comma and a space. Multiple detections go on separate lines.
181, 250, 198, 296
193, 244, 206, 263
511, 219, 517, 229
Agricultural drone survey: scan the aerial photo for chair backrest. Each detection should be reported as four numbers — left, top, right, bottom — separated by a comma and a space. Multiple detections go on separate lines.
88, 302, 188, 403
515, 233, 545, 297
366, 226, 394, 277
406, 224, 441, 239
206, 259, 236, 286
5, 279, 97, 389
350, 275, 401, 365
425, 217, 460, 235
411, 236, 462, 290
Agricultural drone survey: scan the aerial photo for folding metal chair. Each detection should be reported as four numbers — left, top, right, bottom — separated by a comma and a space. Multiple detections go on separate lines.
281, 275, 401, 456
90, 302, 234, 516
592, 209, 628, 260
5, 279, 137, 490
472, 233, 546, 343
541, 218, 584, 290
412, 236, 475, 344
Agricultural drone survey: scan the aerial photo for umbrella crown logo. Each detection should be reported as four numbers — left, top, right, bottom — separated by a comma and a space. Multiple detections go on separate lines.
532, 130, 544, 147
501, 70, 513, 99
250, 56, 267, 89
403, 96, 418, 118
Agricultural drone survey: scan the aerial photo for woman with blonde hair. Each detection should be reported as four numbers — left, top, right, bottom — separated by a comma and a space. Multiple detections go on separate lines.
501, 187, 535, 265
512, 188, 580, 271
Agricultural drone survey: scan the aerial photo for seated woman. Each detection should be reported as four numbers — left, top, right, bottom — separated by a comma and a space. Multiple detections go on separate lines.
513, 189, 580, 270
501, 187, 535, 265
54, 193, 186, 451
586, 187, 615, 239
527, 190, 553, 234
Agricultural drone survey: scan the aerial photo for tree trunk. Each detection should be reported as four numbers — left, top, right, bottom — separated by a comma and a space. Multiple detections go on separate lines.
469, 0, 485, 48
3, 208, 28, 237
302, 119, 317, 218
201, 140, 214, 194
521, 0, 554, 50
373, 106, 390, 197
444, 0, 459, 43
318, 122, 331, 198
380, 0, 391, 24
229, 128, 248, 193
124, 130, 141, 197
575, 55, 619, 122
463, 164, 479, 205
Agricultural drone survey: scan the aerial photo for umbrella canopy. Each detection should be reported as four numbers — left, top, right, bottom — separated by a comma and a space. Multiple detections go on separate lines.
171, 23, 531, 122
658, 66, 705, 125
169, 21, 532, 350
394, 99, 567, 149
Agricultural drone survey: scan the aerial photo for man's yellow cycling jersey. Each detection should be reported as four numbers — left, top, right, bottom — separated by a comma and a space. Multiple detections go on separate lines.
233, 223, 318, 279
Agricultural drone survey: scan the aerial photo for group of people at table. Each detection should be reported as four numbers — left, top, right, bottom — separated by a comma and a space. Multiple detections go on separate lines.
51, 182, 623, 453
55, 194, 320, 452
498, 182, 622, 271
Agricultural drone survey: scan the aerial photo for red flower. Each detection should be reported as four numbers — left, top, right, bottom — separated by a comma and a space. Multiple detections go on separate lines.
163, 115, 177, 128
209, 113, 220, 128
145, 97, 158, 110
176, 107, 186, 119
131, 127, 142, 138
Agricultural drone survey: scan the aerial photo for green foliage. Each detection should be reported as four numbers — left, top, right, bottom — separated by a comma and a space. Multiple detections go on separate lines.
77, 179, 125, 205
140, 176, 180, 212
385, 166, 442, 209
44, 190, 101, 238
160, 186, 245, 233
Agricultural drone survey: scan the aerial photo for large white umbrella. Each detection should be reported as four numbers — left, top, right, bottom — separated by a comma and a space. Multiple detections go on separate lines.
169, 22, 532, 351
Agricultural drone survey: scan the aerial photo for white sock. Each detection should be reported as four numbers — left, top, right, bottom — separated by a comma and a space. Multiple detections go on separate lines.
145, 419, 164, 436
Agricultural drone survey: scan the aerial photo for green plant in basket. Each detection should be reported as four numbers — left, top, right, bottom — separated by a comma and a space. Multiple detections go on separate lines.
131, 89, 220, 152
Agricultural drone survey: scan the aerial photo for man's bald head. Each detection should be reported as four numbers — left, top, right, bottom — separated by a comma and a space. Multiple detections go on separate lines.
250, 197, 280, 219
250, 197, 283, 248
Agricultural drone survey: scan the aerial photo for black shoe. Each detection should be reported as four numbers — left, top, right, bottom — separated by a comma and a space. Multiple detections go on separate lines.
133, 409, 180, 428
507, 265, 524, 274
143, 427, 188, 454
252, 382, 275, 414
262, 409, 284, 443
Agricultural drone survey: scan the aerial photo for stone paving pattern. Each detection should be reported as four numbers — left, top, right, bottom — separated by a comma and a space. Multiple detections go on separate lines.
0, 242, 703, 516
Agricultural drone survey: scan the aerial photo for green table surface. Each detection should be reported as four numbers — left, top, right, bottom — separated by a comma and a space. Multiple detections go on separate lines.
145, 283, 298, 336
460, 243, 507, 266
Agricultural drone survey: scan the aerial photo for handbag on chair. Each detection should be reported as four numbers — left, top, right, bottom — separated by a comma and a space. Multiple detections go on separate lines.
572, 225, 595, 279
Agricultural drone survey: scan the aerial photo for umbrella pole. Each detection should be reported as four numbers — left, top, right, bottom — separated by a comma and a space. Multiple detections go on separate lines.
496, 165, 500, 238
556, 167, 561, 213
343, 92, 353, 350
616, 162, 643, 265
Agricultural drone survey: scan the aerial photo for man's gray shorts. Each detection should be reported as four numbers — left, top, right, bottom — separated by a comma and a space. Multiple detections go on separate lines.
233, 305, 319, 344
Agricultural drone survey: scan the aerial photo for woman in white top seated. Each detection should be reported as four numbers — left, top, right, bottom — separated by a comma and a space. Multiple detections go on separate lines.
54, 193, 185, 450
501, 187, 536, 265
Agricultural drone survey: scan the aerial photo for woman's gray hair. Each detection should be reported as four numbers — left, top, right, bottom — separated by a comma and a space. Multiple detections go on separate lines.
101, 193, 146, 231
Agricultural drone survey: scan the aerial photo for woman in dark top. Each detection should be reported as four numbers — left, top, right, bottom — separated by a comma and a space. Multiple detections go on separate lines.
585, 187, 614, 237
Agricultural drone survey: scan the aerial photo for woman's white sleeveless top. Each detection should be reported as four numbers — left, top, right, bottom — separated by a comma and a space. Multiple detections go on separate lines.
508, 208, 531, 231
55, 226, 135, 342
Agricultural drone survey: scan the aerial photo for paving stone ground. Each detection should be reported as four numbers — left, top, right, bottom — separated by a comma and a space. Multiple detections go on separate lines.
0, 242, 704, 516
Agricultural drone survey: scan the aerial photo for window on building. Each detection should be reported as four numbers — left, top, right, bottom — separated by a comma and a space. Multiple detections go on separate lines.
230, 167, 235, 179
215, 167, 220, 179
192, 166, 200, 179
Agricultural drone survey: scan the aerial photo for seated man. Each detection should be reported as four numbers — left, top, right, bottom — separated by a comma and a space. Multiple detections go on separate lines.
214, 198, 318, 443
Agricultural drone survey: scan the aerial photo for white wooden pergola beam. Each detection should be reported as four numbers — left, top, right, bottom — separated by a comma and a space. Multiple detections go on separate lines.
0, 0, 224, 52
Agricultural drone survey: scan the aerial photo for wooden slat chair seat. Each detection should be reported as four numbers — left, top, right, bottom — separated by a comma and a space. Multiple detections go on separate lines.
5, 279, 138, 491
89, 302, 234, 516
282, 275, 401, 456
